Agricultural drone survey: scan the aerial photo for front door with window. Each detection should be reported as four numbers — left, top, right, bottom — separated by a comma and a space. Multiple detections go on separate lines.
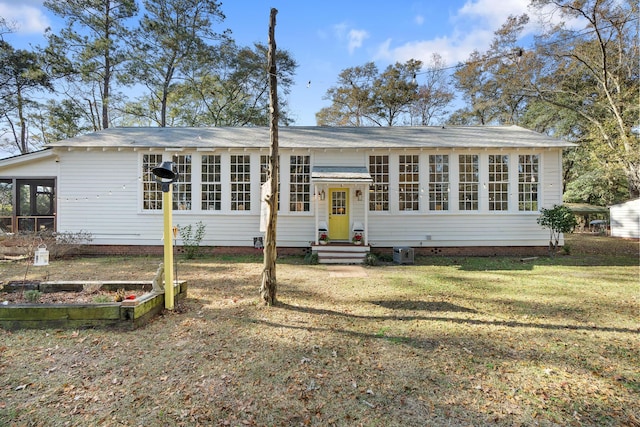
328, 188, 349, 240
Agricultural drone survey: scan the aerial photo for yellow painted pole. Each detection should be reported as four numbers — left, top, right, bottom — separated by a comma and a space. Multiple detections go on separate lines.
163, 188, 175, 310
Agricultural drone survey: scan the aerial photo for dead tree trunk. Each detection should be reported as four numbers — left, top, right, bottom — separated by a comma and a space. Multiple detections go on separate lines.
260, 8, 279, 306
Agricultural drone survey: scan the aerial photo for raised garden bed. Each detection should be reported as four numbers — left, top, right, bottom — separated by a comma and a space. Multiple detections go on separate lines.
0, 280, 187, 330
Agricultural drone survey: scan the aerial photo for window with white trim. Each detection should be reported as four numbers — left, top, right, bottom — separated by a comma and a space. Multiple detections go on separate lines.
518, 154, 539, 211
289, 155, 310, 212
173, 155, 192, 210
429, 154, 449, 211
399, 155, 419, 211
369, 155, 389, 211
201, 155, 221, 211
458, 154, 479, 211
488, 155, 509, 211
142, 154, 163, 210
230, 155, 251, 211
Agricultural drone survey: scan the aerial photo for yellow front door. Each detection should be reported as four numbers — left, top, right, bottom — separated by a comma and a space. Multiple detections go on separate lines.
328, 188, 349, 240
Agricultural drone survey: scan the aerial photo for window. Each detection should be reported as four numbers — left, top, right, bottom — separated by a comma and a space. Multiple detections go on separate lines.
0, 179, 12, 232
230, 155, 251, 211
489, 155, 509, 211
143, 154, 163, 210
369, 155, 389, 211
429, 154, 449, 211
399, 155, 419, 211
201, 155, 221, 211
16, 179, 55, 232
173, 155, 192, 210
0, 178, 56, 233
519, 154, 539, 211
459, 155, 479, 211
260, 155, 279, 210
290, 155, 310, 212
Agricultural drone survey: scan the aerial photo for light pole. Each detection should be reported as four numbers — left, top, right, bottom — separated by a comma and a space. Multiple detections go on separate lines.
151, 161, 179, 310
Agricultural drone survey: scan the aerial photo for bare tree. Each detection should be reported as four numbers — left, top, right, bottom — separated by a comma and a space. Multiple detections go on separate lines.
260, 8, 279, 306
410, 53, 454, 125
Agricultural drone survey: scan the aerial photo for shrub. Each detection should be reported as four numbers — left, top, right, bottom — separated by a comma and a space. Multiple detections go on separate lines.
304, 252, 319, 264
364, 253, 378, 266
1, 230, 93, 260
24, 289, 42, 303
177, 221, 207, 259
537, 205, 578, 256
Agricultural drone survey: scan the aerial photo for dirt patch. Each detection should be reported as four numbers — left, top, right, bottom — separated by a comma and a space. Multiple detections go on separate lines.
327, 265, 369, 278
0, 289, 147, 304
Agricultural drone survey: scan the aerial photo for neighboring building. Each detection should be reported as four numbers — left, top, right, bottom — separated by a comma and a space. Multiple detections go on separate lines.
610, 198, 640, 239
0, 126, 574, 258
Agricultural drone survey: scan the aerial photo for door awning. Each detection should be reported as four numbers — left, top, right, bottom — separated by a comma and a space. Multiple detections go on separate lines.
311, 166, 373, 183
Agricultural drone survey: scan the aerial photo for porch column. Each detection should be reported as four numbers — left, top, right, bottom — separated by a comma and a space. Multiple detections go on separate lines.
314, 184, 319, 245
364, 183, 369, 246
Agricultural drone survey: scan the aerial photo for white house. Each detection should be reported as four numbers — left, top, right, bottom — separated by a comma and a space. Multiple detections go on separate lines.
610, 198, 640, 239
0, 126, 575, 259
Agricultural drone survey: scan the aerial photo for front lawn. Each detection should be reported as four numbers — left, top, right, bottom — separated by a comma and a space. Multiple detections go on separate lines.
0, 234, 638, 426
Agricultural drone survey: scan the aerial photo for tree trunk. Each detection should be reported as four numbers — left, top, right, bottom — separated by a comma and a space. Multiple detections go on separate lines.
102, 52, 110, 129
260, 8, 279, 306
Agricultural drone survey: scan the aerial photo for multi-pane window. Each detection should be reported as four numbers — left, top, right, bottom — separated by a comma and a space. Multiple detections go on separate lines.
230, 155, 251, 211
519, 154, 539, 211
489, 155, 509, 211
429, 154, 449, 211
260, 155, 279, 210
0, 179, 13, 232
290, 155, 310, 212
459, 154, 479, 211
201, 155, 221, 211
173, 155, 191, 210
399, 155, 419, 211
142, 154, 163, 210
369, 155, 389, 211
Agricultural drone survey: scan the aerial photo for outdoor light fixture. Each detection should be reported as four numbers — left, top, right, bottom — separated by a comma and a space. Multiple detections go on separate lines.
151, 161, 179, 310
152, 161, 179, 191
319, 189, 326, 201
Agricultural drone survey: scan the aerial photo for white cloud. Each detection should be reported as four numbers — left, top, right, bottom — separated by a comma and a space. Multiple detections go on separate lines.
347, 29, 369, 54
332, 22, 369, 55
374, 29, 493, 67
372, 0, 533, 69
0, 2, 50, 34
456, 0, 531, 29
415, 15, 424, 26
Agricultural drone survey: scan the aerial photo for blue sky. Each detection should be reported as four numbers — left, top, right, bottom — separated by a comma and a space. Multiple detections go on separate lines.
1, 0, 541, 126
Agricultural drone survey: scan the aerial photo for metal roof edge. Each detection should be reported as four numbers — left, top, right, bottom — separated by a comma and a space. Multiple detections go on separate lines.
0, 148, 54, 168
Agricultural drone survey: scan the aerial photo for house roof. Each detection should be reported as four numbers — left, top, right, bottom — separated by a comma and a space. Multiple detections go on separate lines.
311, 166, 373, 183
0, 148, 54, 166
45, 125, 576, 150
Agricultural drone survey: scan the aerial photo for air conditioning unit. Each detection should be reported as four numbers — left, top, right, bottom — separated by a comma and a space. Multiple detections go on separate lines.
393, 247, 414, 265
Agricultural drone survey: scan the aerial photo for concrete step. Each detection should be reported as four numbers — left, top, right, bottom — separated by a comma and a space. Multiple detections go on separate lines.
313, 244, 369, 264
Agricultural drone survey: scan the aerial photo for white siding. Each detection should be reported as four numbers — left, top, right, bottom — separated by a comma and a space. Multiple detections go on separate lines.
0, 154, 59, 177
610, 199, 640, 239
5, 145, 566, 248
541, 150, 564, 209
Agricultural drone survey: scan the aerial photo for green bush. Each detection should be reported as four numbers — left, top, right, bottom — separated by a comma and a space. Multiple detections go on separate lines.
24, 289, 42, 303
177, 221, 207, 259
364, 253, 378, 266
93, 295, 113, 303
537, 205, 578, 256
304, 252, 319, 264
